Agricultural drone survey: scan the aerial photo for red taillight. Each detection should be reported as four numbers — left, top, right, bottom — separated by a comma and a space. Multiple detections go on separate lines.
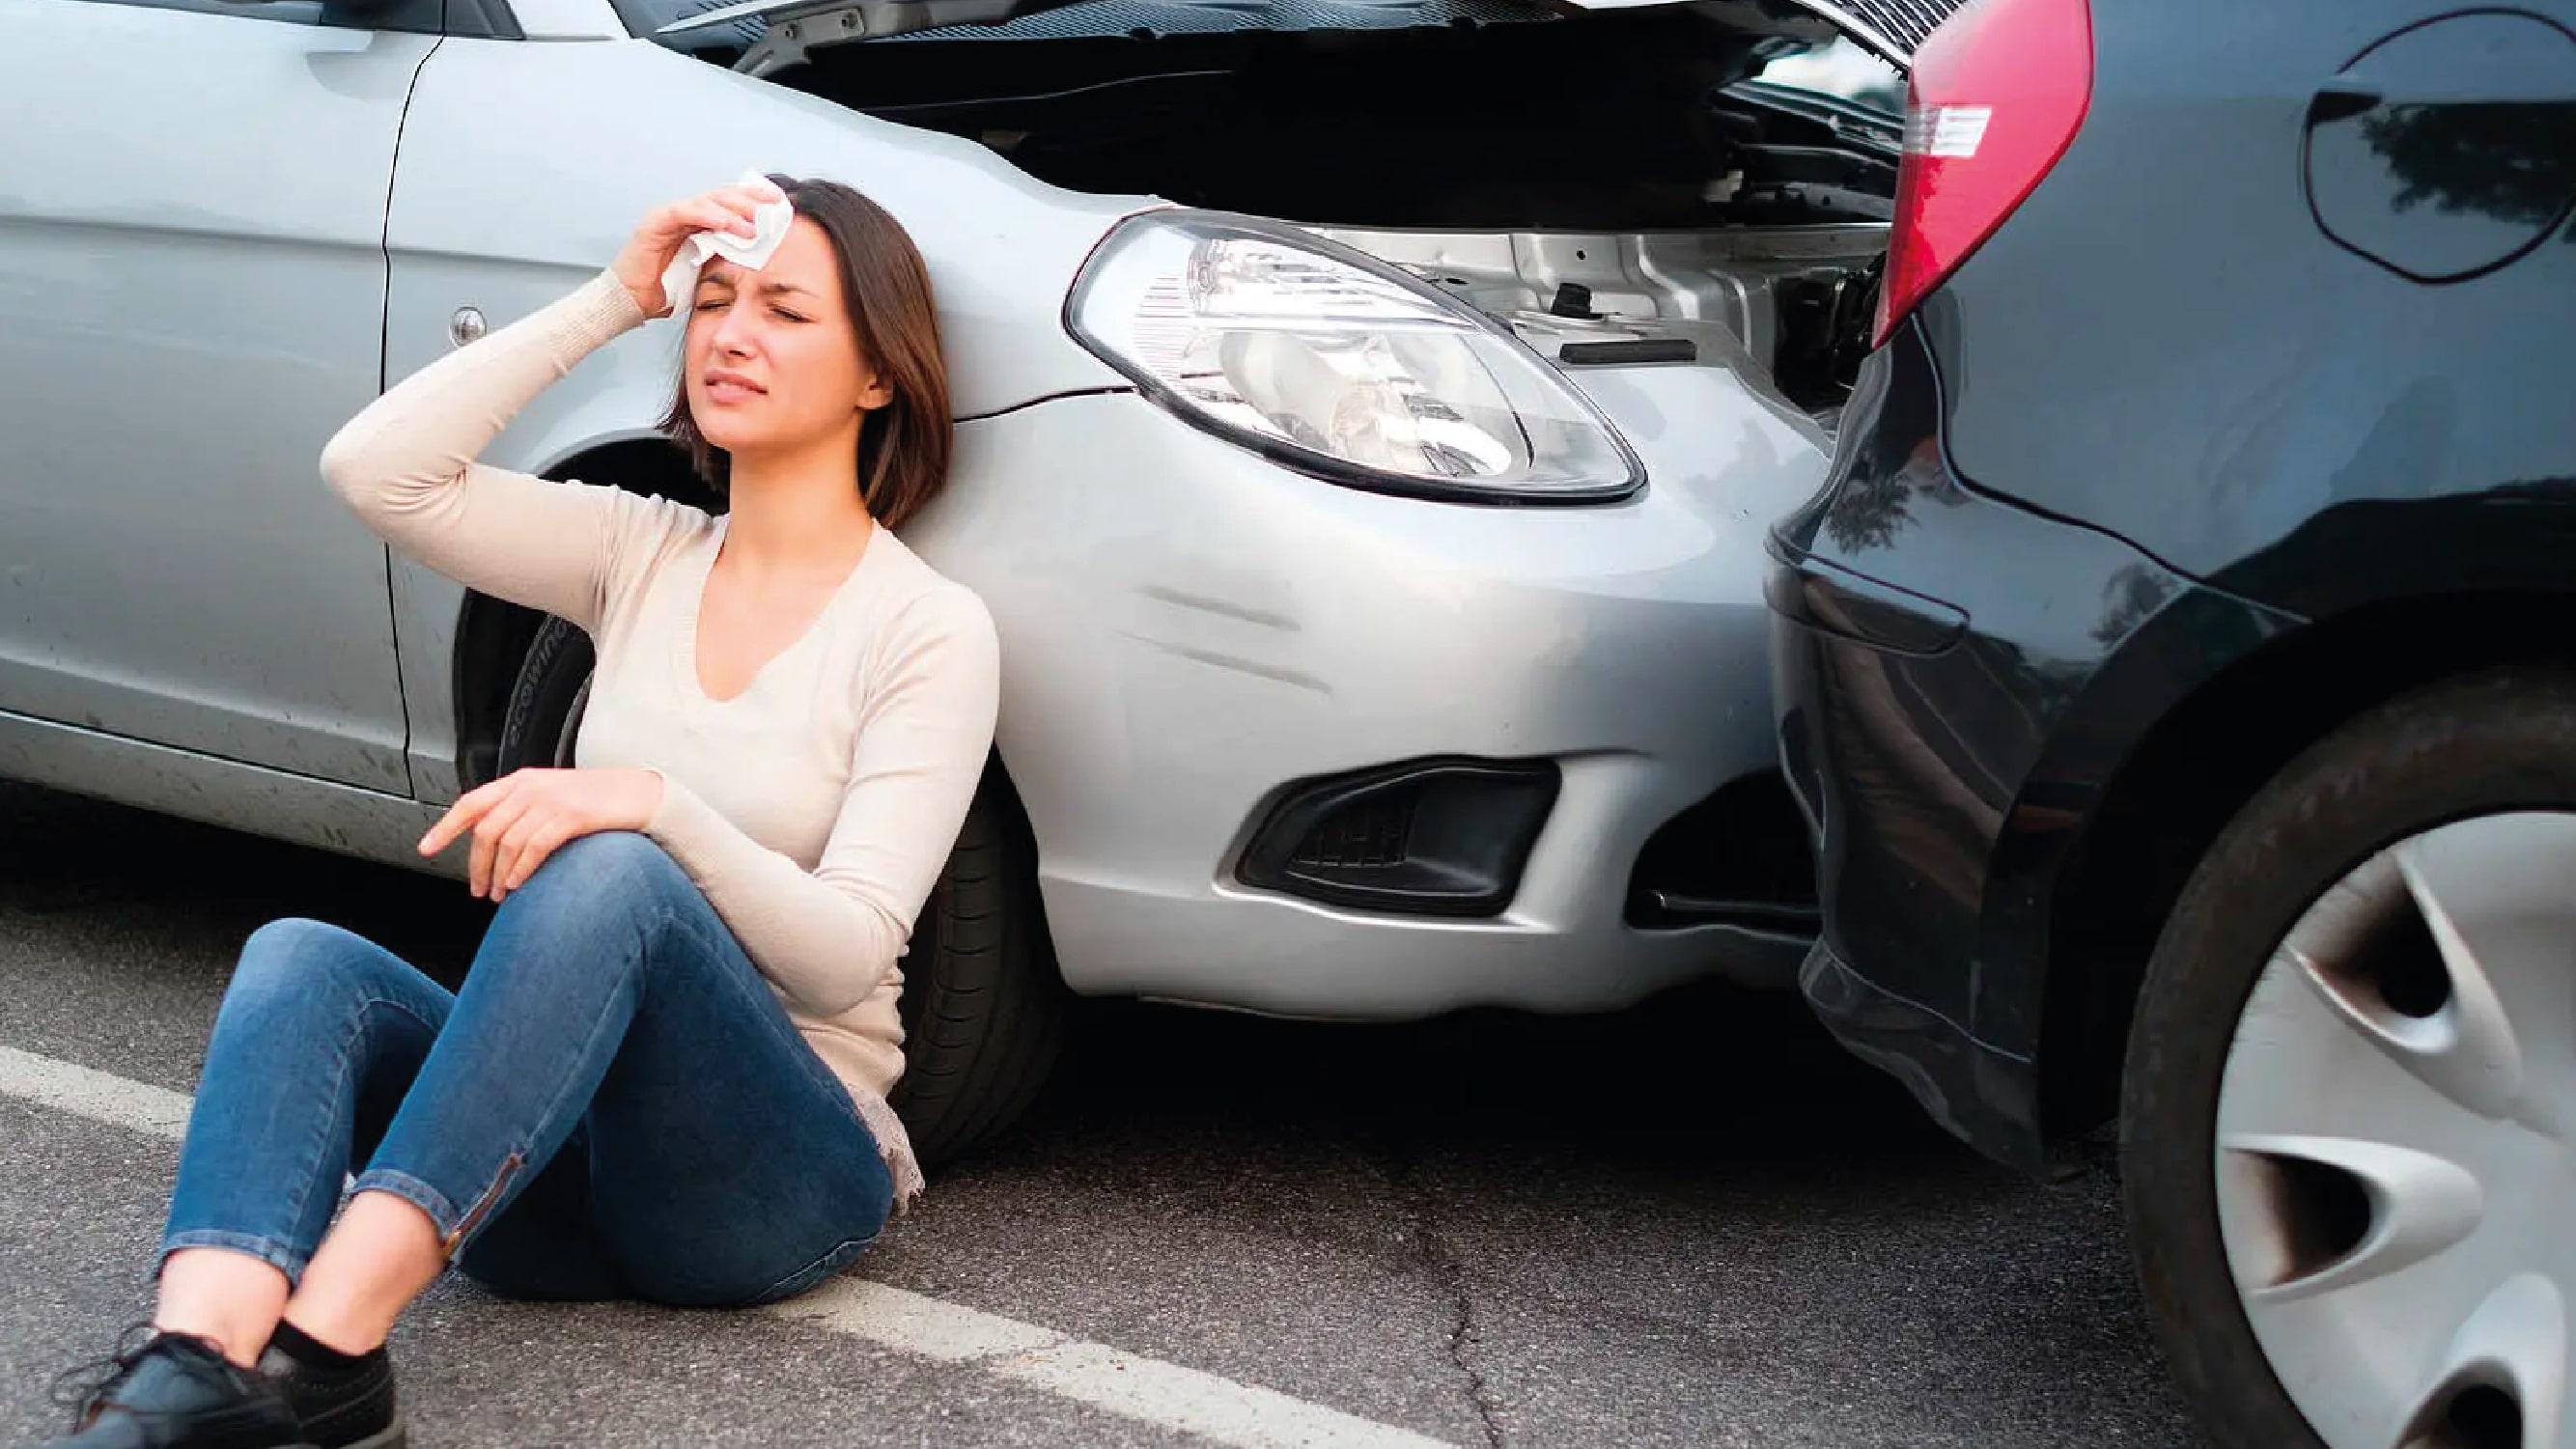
1875, 0, 2095, 346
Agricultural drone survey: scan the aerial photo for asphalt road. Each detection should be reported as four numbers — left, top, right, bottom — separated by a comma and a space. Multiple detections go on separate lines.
0, 780, 2207, 1448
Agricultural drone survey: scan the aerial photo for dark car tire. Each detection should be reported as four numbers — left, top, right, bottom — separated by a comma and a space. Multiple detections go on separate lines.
495, 615, 1069, 1165
888, 759, 1071, 1164
2121, 667, 2576, 1449
496, 616, 596, 772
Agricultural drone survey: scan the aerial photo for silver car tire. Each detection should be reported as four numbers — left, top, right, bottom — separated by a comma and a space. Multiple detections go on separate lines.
2124, 668, 2576, 1449
496, 616, 1069, 1165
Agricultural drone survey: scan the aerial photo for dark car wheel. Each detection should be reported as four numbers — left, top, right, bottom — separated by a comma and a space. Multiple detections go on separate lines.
496, 615, 1068, 1164
496, 614, 595, 771
2124, 668, 2576, 1449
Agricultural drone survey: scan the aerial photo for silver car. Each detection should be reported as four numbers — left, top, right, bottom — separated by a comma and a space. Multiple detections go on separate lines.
1, 0, 1924, 1156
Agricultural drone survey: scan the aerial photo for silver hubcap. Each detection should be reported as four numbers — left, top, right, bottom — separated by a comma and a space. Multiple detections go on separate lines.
2217, 812, 2576, 1449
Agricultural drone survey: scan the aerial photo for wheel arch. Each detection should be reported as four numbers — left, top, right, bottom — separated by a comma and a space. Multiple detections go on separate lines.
2035, 588, 2576, 1139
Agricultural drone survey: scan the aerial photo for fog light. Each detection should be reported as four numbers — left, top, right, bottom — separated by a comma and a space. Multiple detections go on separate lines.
1236, 758, 1558, 918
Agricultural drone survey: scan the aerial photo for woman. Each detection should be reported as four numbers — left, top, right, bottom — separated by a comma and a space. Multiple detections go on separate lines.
42, 177, 999, 1449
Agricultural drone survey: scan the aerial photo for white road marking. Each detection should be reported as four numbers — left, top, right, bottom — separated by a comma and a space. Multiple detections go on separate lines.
777, 1280, 1454, 1449
0, 1043, 1458, 1449
0, 1045, 195, 1140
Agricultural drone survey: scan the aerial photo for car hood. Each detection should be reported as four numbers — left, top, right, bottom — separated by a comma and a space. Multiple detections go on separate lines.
1548, 0, 1946, 69
659, 0, 1951, 76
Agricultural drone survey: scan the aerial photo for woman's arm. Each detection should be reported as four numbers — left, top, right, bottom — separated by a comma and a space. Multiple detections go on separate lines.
322, 181, 783, 632
644, 589, 1004, 1017
319, 271, 655, 634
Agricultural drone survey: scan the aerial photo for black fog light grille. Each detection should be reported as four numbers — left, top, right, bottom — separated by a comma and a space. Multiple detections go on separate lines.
1289, 794, 1417, 871
1238, 758, 1557, 918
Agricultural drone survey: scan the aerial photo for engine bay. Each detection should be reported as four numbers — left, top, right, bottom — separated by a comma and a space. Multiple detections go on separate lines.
653, 0, 1900, 410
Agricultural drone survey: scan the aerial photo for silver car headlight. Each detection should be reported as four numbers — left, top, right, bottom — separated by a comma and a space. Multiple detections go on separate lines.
1065, 211, 1644, 505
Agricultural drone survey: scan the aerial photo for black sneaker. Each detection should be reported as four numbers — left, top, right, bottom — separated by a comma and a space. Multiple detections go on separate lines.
255, 1330, 402, 1449
42, 1328, 312, 1448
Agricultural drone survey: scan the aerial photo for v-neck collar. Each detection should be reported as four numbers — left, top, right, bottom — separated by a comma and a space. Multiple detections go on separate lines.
674, 516, 881, 707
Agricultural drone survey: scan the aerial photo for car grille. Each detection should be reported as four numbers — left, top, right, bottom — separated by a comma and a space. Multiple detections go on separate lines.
1801, 0, 1960, 59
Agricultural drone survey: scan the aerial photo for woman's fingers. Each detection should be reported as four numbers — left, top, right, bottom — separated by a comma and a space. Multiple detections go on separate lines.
469, 792, 537, 900
418, 802, 468, 857
686, 199, 748, 237
719, 179, 784, 217
498, 819, 578, 898
698, 181, 783, 237
419, 777, 508, 856
682, 188, 766, 240
614, 181, 786, 314
488, 801, 563, 902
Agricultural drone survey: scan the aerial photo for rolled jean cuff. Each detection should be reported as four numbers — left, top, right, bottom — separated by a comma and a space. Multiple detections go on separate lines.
159, 1229, 309, 1283
349, 1167, 470, 1245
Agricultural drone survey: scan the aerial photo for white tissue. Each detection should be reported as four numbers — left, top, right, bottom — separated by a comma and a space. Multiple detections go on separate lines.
658, 170, 795, 315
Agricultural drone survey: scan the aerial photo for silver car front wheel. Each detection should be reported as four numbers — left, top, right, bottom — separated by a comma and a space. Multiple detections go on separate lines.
2124, 670, 2576, 1449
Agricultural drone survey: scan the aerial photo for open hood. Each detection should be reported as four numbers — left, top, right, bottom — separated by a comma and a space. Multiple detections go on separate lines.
1553, 0, 1954, 70
658, 0, 1953, 76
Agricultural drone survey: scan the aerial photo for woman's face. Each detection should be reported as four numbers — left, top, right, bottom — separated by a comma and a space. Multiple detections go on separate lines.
684, 216, 890, 460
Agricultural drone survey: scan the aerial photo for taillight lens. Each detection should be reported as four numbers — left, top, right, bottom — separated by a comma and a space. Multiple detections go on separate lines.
1875, 0, 2095, 346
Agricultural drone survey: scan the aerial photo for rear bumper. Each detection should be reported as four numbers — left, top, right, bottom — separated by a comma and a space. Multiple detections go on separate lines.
1768, 549, 2063, 1176
1797, 936, 2046, 1169
1765, 321, 2295, 1173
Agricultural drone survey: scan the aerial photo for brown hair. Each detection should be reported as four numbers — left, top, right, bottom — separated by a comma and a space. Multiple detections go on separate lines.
661, 176, 953, 531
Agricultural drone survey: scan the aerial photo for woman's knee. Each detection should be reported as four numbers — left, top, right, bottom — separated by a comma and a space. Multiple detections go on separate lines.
228, 918, 393, 1012
510, 831, 692, 921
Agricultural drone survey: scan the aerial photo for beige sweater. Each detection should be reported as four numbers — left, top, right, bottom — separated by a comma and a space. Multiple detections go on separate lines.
320, 268, 1002, 1207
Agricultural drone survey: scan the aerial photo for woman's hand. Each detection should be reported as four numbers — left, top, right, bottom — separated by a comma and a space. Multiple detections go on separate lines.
418, 767, 666, 902
608, 178, 788, 319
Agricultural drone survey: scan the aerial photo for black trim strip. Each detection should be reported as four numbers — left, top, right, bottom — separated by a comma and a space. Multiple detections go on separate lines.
955, 385, 1136, 424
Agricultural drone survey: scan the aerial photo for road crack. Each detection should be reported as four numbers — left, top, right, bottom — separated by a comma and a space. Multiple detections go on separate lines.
1386, 1140, 1506, 1449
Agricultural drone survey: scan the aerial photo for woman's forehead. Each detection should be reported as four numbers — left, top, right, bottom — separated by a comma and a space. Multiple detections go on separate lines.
705, 218, 839, 295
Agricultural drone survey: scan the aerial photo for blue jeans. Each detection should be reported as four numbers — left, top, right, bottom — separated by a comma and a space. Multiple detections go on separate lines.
161, 831, 892, 1307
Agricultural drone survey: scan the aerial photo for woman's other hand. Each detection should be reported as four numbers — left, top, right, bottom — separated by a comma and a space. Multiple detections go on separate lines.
609, 179, 788, 319
418, 767, 667, 901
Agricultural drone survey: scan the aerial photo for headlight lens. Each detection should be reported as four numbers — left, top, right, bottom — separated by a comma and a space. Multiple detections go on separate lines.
1065, 212, 1643, 504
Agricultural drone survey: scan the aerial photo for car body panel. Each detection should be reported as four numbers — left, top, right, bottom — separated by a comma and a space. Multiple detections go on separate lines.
1773, 0, 2576, 1169
0, 1, 426, 793
0, 708, 447, 870
2305, 11, 2576, 284
926, 356, 1831, 1013
1772, 325, 2306, 1166
1929, 0, 2576, 611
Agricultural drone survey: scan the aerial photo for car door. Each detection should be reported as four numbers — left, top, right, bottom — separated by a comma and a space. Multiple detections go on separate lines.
0, 0, 435, 794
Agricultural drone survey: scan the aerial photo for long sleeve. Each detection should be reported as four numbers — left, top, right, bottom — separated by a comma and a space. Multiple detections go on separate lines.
320, 268, 661, 634
641, 584, 1004, 1018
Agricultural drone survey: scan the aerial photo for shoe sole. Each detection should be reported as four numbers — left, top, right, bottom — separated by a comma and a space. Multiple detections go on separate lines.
332, 1422, 406, 1449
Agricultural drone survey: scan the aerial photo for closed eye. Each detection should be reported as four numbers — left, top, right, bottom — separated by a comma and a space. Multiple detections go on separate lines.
772, 308, 809, 322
